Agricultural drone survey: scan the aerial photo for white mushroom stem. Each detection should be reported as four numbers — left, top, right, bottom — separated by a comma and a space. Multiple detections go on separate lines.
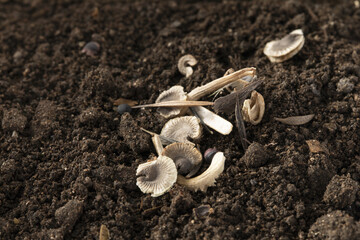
152, 134, 164, 156
177, 152, 226, 192
187, 67, 256, 100
191, 106, 233, 135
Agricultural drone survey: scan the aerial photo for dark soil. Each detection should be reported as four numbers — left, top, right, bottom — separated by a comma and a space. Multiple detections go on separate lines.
1, 0, 360, 239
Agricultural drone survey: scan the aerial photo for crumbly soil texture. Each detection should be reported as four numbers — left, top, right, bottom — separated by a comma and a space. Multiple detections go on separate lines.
1, 0, 360, 239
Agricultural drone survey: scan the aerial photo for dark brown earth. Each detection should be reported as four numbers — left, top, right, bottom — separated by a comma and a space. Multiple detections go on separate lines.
1, 0, 360, 239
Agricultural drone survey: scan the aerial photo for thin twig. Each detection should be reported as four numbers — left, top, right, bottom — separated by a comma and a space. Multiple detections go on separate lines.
213, 76, 263, 114
132, 100, 213, 109
235, 97, 248, 150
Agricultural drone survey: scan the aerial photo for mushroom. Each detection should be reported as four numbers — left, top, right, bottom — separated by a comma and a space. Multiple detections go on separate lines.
161, 142, 202, 178
242, 90, 265, 125
263, 29, 305, 63
160, 116, 202, 144
190, 106, 233, 135
177, 151, 226, 192
136, 155, 177, 197
178, 54, 197, 78
135, 68, 256, 135
155, 85, 188, 118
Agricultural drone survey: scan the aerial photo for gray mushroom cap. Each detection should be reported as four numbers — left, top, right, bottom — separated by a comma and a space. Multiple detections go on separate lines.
162, 142, 203, 178
263, 29, 305, 62
160, 116, 202, 144
178, 54, 197, 78
136, 155, 177, 197
155, 86, 187, 118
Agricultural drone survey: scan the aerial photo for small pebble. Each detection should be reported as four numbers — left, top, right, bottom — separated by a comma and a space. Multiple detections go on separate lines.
2, 108, 27, 133
323, 174, 359, 209
193, 205, 213, 219
204, 148, 218, 162
116, 104, 132, 115
81, 41, 100, 56
336, 77, 354, 93
55, 200, 84, 234
308, 210, 360, 240
241, 142, 269, 168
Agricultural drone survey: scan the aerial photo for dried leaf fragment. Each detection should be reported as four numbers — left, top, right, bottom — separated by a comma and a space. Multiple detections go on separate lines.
178, 54, 197, 78
188, 67, 256, 101
99, 224, 110, 240
177, 152, 225, 192
306, 140, 329, 154
113, 97, 138, 106
213, 76, 263, 114
274, 114, 314, 125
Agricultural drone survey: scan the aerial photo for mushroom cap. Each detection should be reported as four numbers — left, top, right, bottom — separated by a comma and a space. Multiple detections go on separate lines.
178, 54, 198, 78
155, 86, 187, 118
242, 90, 265, 125
162, 142, 203, 178
263, 29, 304, 62
136, 155, 177, 197
160, 116, 202, 144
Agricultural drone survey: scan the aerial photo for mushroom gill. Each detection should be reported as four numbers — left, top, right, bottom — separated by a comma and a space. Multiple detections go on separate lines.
160, 116, 202, 144
136, 155, 177, 197
263, 29, 305, 63
162, 142, 202, 178
155, 86, 187, 118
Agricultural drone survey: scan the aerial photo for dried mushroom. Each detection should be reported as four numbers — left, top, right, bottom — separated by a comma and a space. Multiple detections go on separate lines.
263, 29, 305, 63
162, 142, 202, 178
191, 106, 233, 135
136, 155, 177, 197
178, 54, 197, 78
160, 116, 202, 144
242, 90, 265, 125
155, 86, 187, 118
177, 151, 226, 192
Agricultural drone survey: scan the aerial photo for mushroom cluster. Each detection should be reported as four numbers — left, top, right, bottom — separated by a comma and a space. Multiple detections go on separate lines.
131, 30, 307, 198
134, 65, 268, 197
136, 116, 226, 197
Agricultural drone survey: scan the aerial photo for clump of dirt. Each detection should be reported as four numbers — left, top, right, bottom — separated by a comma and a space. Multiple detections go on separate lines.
0, 0, 360, 239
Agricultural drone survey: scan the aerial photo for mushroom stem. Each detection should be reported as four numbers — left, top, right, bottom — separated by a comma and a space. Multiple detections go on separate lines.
176, 152, 226, 192
140, 128, 178, 146
151, 134, 164, 156
187, 67, 256, 101
191, 106, 233, 135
